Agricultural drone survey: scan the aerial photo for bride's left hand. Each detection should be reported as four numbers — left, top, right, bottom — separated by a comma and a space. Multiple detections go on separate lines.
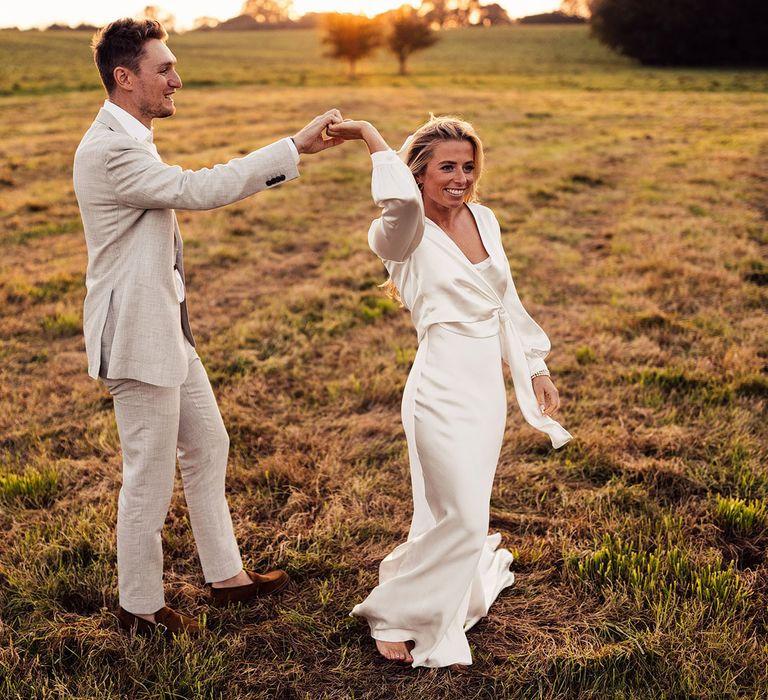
325, 119, 371, 140
326, 119, 389, 154
532, 375, 561, 417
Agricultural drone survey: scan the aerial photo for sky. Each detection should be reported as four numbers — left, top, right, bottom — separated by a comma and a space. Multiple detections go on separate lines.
1, 1, 562, 30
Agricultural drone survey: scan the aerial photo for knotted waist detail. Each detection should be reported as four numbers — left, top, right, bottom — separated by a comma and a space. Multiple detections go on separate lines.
436, 313, 501, 338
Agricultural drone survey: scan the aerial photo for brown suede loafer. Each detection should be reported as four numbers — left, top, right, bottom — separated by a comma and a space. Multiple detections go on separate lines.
117, 606, 204, 639
209, 569, 289, 607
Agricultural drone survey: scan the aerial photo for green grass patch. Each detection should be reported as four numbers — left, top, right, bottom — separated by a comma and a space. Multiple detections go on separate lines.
206, 243, 243, 266
565, 534, 751, 620
687, 438, 768, 501
575, 345, 597, 364
7, 219, 81, 244
207, 354, 256, 387
735, 374, 768, 399
0, 465, 58, 508
742, 258, 768, 287
28, 273, 84, 303
358, 295, 399, 323
715, 495, 768, 538
2, 506, 115, 621
625, 367, 733, 407
40, 310, 82, 338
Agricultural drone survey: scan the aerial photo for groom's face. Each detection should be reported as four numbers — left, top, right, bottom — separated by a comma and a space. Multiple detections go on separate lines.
133, 39, 182, 122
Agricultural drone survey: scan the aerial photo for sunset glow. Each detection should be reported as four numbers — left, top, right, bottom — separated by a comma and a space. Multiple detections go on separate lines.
293, 0, 418, 17
1, 1, 562, 30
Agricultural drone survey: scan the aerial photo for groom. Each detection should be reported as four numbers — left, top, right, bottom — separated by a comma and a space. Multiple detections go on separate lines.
73, 17, 343, 638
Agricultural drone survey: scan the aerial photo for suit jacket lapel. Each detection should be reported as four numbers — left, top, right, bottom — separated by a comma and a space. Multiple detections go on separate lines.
95, 108, 159, 160
94, 108, 127, 135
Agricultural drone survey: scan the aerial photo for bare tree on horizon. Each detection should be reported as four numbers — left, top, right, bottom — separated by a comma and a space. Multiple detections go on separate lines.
322, 14, 382, 78
386, 6, 439, 75
241, 0, 293, 23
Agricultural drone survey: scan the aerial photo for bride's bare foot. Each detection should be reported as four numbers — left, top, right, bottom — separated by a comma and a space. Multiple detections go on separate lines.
375, 639, 415, 663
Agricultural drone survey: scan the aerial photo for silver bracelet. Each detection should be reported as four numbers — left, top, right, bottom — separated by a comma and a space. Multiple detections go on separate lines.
530, 369, 550, 379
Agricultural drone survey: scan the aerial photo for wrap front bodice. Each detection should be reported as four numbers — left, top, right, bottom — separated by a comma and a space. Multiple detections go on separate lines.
367, 149, 572, 449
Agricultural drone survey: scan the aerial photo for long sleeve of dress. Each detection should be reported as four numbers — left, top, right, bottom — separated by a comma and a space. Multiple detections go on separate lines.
367, 150, 425, 262
501, 273, 550, 376
491, 212, 550, 377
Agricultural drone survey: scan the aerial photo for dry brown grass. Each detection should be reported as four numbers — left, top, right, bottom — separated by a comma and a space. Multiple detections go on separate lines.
0, 30, 767, 700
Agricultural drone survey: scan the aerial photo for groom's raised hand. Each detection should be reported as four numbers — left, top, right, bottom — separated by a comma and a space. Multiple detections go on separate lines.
293, 109, 345, 155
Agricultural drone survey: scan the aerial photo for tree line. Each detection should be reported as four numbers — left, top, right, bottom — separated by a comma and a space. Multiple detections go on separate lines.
149, 0, 768, 67
588, 0, 768, 66
193, 1, 514, 32
323, 7, 438, 77
25, 1, 768, 69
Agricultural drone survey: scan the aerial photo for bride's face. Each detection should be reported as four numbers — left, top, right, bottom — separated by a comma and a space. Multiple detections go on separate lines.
417, 139, 475, 210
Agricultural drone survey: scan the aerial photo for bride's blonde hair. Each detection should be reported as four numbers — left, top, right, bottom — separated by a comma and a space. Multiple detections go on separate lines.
381, 115, 484, 304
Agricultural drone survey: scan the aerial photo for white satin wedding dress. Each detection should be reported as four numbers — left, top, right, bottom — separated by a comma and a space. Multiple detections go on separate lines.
351, 150, 572, 668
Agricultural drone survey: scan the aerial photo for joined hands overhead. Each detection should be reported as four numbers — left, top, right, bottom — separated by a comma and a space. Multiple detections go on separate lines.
293, 114, 390, 155
292, 108, 345, 154
325, 119, 390, 154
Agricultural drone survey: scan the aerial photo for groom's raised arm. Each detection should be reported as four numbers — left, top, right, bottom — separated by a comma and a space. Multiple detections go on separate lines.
101, 108, 343, 211
104, 137, 298, 211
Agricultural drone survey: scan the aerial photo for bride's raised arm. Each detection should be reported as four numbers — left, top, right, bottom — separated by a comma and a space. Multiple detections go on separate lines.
327, 120, 424, 262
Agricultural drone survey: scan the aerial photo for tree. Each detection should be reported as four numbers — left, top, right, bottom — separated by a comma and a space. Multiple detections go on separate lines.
192, 16, 220, 31
139, 6, 176, 33
240, 0, 292, 24
519, 10, 587, 24
419, 0, 449, 28
387, 6, 439, 75
478, 4, 512, 26
590, 0, 768, 66
322, 14, 383, 78
419, 0, 482, 28
560, 0, 591, 17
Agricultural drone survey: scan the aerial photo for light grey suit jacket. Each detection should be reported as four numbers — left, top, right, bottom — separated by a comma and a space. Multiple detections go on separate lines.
73, 108, 298, 387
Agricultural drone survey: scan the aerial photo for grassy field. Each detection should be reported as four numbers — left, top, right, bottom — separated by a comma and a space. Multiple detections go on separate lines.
1, 24, 767, 700
2, 25, 768, 94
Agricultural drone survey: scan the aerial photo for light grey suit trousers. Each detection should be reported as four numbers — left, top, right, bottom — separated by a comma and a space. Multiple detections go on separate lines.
105, 341, 241, 613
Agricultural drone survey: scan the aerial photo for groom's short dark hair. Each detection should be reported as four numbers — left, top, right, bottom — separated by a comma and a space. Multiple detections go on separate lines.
92, 18, 168, 95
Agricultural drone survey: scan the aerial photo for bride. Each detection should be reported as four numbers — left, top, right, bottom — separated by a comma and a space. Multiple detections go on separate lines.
327, 116, 572, 668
